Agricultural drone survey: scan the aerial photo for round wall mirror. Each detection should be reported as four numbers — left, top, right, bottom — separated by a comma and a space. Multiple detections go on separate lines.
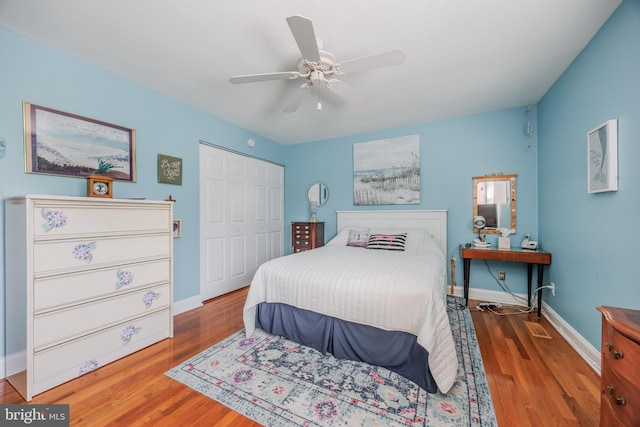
306, 182, 329, 207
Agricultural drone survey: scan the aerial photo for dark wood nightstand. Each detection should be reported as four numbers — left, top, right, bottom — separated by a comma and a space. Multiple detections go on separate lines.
292, 222, 324, 253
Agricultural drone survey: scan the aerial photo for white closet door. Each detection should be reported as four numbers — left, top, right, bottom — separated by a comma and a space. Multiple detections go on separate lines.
199, 144, 283, 300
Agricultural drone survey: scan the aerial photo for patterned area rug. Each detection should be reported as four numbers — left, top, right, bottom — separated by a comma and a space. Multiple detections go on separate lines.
166, 296, 496, 426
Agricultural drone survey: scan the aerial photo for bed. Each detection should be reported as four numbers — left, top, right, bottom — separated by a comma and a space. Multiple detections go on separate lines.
243, 210, 457, 394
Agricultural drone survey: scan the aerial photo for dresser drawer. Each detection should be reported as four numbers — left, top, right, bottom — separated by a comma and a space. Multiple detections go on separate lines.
294, 233, 311, 242
34, 284, 171, 349
33, 309, 171, 395
294, 239, 311, 248
294, 229, 311, 239
601, 364, 640, 426
293, 223, 311, 232
33, 234, 170, 274
34, 259, 170, 312
603, 326, 640, 385
33, 203, 171, 238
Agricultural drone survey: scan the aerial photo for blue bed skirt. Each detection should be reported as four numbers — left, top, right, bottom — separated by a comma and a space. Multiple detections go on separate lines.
255, 302, 437, 393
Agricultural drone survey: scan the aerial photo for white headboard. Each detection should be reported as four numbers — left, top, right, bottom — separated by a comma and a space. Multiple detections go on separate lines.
336, 210, 447, 257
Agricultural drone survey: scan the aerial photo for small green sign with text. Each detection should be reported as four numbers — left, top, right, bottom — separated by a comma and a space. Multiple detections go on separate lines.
157, 154, 182, 185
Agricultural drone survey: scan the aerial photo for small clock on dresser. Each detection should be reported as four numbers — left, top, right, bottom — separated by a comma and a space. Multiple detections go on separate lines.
87, 175, 114, 198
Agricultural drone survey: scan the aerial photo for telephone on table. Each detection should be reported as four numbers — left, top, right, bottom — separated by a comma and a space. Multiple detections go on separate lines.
521, 234, 538, 250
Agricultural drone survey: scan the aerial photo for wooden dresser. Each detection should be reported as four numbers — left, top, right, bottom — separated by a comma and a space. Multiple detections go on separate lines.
292, 222, 324, 253
597, 306, 640, 427
5, 195, 173, 401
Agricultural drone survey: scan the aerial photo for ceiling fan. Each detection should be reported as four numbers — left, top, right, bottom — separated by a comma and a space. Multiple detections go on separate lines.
229, 15, 406, 113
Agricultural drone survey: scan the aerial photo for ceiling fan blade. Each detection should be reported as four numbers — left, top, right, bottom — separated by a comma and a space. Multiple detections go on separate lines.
229, 71, 300, 84
336, 49, 407, 74
325, 79, 369, 104
283, 83, 311, 113
286, 15, 321, 63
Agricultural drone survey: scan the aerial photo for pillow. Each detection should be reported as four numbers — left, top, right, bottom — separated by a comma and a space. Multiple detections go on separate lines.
369, 228, 439, 255
346, 229, 370, 247
326, 227, 369, 246
366, 233, 407, 251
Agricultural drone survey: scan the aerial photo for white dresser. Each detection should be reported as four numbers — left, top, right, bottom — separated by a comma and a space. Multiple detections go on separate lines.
5, 195, 173, 401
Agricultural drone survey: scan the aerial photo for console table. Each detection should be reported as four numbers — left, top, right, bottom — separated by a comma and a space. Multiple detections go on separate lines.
460, 246, 552, 317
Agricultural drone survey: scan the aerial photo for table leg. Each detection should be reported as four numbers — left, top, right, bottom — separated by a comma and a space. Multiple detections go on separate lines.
527, 264, 533, 308
463, 258, 471, 306
537, 264, 544, 318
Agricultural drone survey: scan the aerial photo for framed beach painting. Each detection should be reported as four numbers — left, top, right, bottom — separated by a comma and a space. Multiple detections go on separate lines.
587, 119, 617, 193
353, 134, 420, 205
23, 102, 136, 181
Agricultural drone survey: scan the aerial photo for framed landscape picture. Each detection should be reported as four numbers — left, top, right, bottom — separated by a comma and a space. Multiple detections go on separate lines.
23, 102, 136, 181
353, 134, 420, 205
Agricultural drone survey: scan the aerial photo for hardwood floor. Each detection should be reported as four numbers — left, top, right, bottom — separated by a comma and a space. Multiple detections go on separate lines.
470, 302, 600, 427
1, 289, 601, 426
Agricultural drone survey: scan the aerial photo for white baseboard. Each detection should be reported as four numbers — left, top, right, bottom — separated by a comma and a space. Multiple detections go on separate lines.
173, 294, 203, 315
543, 303, 601, 374
453, 285, 601, 375
2, 349, 26, 379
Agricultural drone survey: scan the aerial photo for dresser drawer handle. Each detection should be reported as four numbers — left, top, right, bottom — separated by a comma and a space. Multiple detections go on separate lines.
41, 209, 68, 232
72, 242, 97, 263
142, 290, 161, 309
607, 385, 627, 406
116, 270, 134, 289
121, 325, 142, 345
606, 343, 624, 359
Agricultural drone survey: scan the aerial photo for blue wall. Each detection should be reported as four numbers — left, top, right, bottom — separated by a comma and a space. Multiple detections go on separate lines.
284, 108, 539, 283
0, 28, 286, 357
537, 0, 640, 347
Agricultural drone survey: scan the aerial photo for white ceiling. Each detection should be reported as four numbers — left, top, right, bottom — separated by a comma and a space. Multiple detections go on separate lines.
0, 0, 621, 145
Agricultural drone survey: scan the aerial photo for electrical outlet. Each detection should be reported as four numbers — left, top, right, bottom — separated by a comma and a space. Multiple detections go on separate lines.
498, 271, 506, 280
549, 282, 556, 296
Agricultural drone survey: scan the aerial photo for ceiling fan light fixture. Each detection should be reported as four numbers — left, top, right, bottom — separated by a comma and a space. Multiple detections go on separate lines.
229, 15, 406, 113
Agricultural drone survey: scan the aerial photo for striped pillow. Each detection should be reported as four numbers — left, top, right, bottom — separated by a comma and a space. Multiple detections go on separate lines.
366, 233, 407, 251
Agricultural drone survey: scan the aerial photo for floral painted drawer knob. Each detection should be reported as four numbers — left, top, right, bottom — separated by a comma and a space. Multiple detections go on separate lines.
41, 209, 67, 232
72, 242, 96, 263
120, 325, 141, 345
116, 270, 134, 289
142, 290, 160, 309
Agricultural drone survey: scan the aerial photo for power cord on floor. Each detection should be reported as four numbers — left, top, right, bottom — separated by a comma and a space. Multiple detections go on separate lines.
475, 260, 539, 316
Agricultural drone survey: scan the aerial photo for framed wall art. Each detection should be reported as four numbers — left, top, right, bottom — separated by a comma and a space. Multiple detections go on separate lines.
157, 154, 183, 185
587, 119, 618, 193
353, 134, 420, 205
173, 219, 182, 238
23, 102, 136, 181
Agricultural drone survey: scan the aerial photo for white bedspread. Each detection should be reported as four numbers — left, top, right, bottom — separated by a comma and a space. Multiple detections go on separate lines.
243, 245, 458, 393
